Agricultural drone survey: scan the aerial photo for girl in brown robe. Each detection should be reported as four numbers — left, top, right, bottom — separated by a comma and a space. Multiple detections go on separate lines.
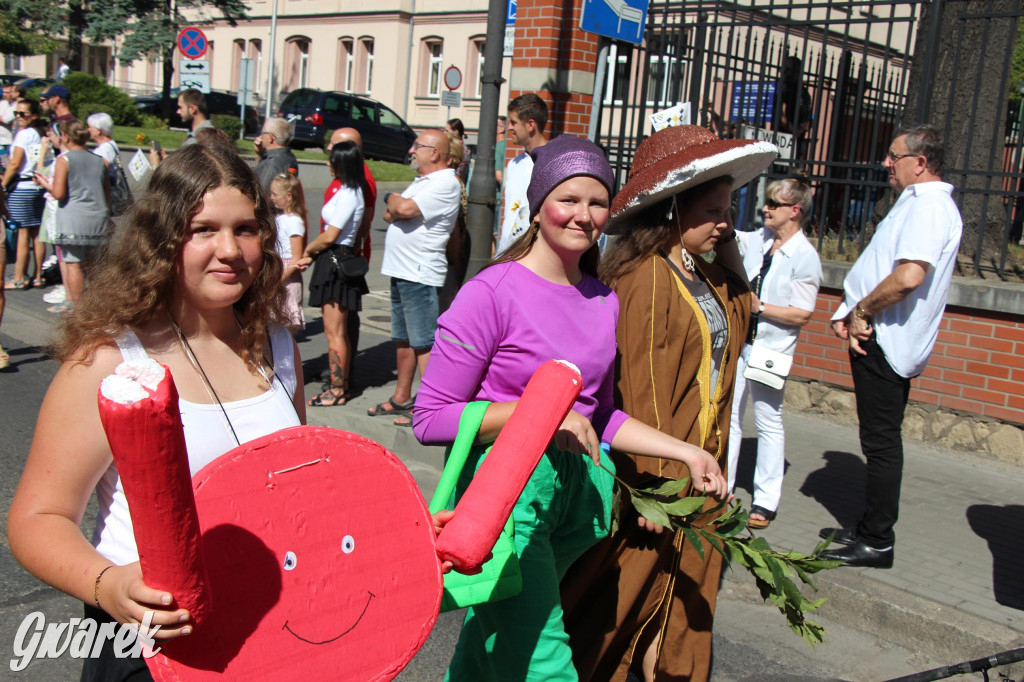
561, 125, 779, 682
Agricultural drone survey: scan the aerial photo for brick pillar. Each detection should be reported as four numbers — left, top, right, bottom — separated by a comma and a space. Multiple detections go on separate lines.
508, 0, 601, 140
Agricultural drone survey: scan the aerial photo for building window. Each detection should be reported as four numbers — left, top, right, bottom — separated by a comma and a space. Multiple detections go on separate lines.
232, 39, 245, 91
646, 34, 682, 107
299, 41, 309, 88
284, 37, 311, 92
362, 38, 374, 93
473, 38, 485, 98
248, 39, 262, 94
603, 44, 630, 105
5, 55, 22, 72
424, 39, 443, 98
341, 39, 354, 92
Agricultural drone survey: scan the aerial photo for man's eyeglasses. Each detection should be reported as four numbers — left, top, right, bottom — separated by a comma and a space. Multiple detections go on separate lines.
764, 201, 796, 210
14, 111, 31, 118
413, 142, 436, 151
886, 150, 919, 163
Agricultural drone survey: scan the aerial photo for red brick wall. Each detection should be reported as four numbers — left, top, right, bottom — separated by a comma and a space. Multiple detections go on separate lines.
794, 287, 1024, 427
507, 0, 599, 141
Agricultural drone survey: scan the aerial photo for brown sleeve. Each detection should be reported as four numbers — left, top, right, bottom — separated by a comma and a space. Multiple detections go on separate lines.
613, 259, 695, 484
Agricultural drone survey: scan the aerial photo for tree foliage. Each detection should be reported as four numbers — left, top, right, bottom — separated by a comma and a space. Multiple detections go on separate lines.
85, 0, 249, 66
0, 0, 62, 56
63, 72, 140, 126
1011, 20, 1024, 109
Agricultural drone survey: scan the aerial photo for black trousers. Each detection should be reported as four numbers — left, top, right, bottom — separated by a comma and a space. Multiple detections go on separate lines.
79, 604, 153, 682
850, 334, 911, 548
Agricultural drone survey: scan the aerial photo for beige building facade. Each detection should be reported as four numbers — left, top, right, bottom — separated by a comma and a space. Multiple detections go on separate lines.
4, 1, 511, 137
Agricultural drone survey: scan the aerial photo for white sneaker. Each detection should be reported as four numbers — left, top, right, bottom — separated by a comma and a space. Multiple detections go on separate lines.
42, 285, 65, 304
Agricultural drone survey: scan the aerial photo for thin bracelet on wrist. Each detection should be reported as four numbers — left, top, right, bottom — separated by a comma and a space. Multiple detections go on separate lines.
94, 565, 115, 609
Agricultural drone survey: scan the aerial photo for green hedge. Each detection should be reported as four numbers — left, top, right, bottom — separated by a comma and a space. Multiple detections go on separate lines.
63, 73, 140, 127
211, 114, 242, 141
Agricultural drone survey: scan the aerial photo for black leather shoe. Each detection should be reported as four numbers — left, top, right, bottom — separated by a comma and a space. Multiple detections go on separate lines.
821, 541, 894, 569
819, 526, 858, 546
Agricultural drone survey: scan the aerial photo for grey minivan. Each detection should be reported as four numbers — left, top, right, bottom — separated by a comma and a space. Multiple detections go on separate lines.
278, 89, 417, 163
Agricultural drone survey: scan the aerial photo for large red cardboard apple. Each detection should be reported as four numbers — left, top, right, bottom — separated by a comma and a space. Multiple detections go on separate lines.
98, 360, 440, 681
97, 358, 585, 681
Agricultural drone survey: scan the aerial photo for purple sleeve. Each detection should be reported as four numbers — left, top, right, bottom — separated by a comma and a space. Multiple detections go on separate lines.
412, 280, 503, 445
590, 288, 629, 443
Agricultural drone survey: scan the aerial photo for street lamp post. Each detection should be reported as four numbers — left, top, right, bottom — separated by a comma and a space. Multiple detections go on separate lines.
464, 0, 508, 280
265, 0, 278, 120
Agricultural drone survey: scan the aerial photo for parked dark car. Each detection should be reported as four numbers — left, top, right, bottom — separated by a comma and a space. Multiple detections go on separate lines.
278, 89, 417, 164
14, 77, 55, 90
0, 74, 28, 87
133, 89, 261, 134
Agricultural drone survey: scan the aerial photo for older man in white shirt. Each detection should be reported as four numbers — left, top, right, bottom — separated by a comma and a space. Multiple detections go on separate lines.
369, 129, 461, 427
820, 124, 962, 568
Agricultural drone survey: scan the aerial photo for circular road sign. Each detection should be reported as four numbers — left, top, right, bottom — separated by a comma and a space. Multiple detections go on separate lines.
444, 65, 462, 91
178, 27, 209, 60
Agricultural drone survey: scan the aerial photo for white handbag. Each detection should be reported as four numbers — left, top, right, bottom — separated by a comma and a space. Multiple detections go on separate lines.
743, 345, 793, 390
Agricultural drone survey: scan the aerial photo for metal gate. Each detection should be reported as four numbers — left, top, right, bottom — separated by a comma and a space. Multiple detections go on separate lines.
593, 0, 1024, 277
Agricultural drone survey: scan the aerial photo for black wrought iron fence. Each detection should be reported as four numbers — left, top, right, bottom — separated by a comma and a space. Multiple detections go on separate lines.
594, 0, 1024, 278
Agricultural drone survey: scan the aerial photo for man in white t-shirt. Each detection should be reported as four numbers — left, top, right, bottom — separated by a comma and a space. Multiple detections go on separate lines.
495, 93, 549, 255
373, 129, 461, 426
0, 85, 17, 128
821, 124, 962, 569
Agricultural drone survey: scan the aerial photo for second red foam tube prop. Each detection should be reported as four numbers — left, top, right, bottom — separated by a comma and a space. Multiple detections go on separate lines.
434, 359, 584, 572
96, 363, 212, 628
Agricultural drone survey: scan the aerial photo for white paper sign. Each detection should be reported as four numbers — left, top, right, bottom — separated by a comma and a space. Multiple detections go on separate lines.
128, 149, 153, 182
649, 103, 691, 132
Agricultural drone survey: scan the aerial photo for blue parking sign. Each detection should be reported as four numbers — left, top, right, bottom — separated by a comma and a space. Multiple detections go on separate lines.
507, 0, 517, 25
579, 0, 648, 45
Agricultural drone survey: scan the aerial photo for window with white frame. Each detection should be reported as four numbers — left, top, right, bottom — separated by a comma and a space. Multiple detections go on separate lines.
646, 35, 683, 107
249, 39, 262, 94
603, 44, 630, 105
342, 39, 354, 92
296, 38, 310, 88
474, 39, 485, 98
362, 39, 374, 93
425, 40, 443, 98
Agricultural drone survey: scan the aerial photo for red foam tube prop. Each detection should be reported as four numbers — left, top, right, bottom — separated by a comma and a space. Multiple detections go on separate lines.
96, 361, 212, 627
435, 359, 584, 571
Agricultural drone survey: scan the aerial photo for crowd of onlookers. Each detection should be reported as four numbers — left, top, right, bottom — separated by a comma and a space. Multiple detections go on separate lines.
0, 81, 123, 369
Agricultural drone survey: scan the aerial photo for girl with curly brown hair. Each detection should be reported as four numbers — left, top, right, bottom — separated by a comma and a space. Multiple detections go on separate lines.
7, 144, 306, 681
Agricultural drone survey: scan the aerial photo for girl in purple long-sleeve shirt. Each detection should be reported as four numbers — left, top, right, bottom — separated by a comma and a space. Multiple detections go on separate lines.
412, 136, 727, 682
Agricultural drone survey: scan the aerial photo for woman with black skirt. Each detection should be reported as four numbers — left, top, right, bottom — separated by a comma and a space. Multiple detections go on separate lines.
295, 141, 369, 406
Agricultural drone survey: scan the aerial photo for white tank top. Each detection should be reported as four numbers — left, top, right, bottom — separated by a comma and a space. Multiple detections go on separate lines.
92, 324, 301, 566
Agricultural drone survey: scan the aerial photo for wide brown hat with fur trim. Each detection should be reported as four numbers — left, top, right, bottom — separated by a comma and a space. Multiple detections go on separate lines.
607, 125, 778, 234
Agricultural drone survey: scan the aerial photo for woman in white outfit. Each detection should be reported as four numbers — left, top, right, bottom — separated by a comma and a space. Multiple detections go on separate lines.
727, 175, 822, 528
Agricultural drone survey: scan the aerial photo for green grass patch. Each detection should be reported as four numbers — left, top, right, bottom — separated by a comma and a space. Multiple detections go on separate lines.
109, 127, 416, 182
111, 126, 189, 150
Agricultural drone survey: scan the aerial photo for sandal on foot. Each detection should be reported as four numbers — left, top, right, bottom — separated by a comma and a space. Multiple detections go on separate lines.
367, 397, 415, 417
392, 410, 413, 427
31, 278, 44, 287
308, 387, 350, 407
747, 505, 777, 529
4, 279, 30, 290
47, 301, 72, 313
0, 347, 10, 370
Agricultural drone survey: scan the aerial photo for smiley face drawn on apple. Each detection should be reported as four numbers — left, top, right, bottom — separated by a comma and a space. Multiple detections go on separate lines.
148, 426, 442, 681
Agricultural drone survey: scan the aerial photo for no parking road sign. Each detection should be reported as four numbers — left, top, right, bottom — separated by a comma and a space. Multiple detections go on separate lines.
178, 27, 209, 60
